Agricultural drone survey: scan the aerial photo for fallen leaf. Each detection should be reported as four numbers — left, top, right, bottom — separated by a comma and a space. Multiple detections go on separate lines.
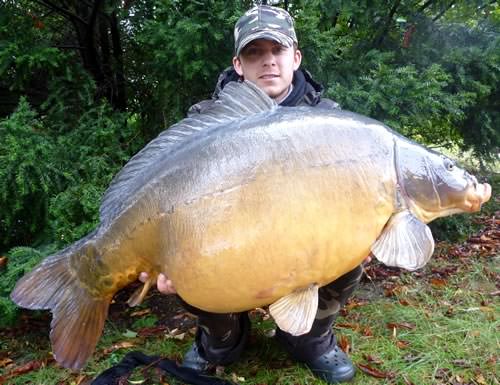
0, 256, 6, 268
386, 322, 415, 330
345, 299, 368, 310
215, 366, 225, 376
384, 284, 404, 297
476, 373, 487, 385
103, 341, 135, 354
396, 340, 410, 349
480, 299, 491, 306
399, 299, 410, 306
170, 332, 185, 340
172, 311, 196, 320
430, 278, 447, 287
486, 355, 497, 365
231, 373, 245, 382
335, 323, 359, 331
452, 359, 471, 368
434, 368, 451, 380
130, 309, 151, 317
0, 358, 13, 368
362, 354, 383, 364
75, 374, 90, 385
362, 326, 373, 337
5, 360, 44, 378
137, 325, 168, 337
166, 328, 186, 340
357, 363, 394, 378
338, 335, 350, 354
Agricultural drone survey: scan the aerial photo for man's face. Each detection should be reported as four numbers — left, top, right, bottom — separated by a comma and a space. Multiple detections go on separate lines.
233, 39, 302, 102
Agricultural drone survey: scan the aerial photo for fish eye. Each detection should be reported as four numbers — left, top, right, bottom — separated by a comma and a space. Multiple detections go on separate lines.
444, 159, 455, 171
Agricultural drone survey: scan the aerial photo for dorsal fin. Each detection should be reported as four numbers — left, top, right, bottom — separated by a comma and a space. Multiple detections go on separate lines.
99, 81, 277, 223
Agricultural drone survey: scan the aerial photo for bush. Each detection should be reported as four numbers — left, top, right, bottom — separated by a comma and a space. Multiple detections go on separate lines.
0, 98, 61, 250
48, 102, 144, 246
0, 246, 50, 327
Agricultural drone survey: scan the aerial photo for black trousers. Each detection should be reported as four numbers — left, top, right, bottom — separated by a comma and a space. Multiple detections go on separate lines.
179, 265, 363, 365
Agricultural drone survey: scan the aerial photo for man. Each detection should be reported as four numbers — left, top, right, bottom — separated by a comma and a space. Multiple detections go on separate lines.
141, 5, 363, 384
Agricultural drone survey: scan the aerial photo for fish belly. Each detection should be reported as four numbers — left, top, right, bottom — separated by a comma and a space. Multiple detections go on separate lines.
163, 158, 395, 313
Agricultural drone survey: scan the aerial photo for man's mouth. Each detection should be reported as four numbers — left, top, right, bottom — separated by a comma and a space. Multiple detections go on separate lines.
259, 74, 279, 79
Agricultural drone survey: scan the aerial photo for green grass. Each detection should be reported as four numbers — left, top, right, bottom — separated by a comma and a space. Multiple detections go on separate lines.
1, 251, 498, 385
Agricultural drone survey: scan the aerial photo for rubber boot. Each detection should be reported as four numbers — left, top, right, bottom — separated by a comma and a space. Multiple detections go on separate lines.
178, 297, 251, 372
275, 265, 363, 383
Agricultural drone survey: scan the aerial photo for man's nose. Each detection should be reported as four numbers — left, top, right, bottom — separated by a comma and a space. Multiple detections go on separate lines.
262, 51, 276, 65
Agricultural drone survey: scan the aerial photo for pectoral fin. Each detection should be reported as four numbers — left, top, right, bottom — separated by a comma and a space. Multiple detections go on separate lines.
371, 210, 434, 271
269, 283, 319, 336
127, 273, 158, 307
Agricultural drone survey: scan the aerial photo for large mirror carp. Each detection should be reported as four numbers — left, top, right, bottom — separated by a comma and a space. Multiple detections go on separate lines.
11, 81, 491, 369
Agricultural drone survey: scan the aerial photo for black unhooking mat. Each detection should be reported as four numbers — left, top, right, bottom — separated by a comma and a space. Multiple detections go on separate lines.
91, 351, 237, 385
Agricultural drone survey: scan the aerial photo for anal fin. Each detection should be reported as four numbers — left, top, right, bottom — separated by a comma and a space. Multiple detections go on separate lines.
269, 283, 319, 336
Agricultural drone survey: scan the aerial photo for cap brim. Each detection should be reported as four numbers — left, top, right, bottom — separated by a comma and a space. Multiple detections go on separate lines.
236, 30, 294, 56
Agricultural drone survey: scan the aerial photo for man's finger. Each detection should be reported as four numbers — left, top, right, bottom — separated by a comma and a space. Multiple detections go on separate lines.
157, 273, 176, 294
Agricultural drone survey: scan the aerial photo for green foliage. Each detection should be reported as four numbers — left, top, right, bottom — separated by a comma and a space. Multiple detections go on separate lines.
0, 246, 49, 327
0, 97, 142, 251
132, 315, 159, 329
430, 215, 477, 243
328, 58, 467, 146
127, 0, 247, 138
297, 1, 499, 155
0, 98, 60, 249
48, 102, 143, 245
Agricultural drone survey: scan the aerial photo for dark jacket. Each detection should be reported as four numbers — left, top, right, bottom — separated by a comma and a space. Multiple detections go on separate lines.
188, 67, 339, 116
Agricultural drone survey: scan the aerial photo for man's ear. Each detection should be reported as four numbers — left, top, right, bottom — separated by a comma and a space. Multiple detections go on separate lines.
233, 56, 244, 76
293, 49, 302, 71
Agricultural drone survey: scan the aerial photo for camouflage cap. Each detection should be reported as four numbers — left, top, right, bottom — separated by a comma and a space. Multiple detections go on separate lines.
234, 5, 298, 56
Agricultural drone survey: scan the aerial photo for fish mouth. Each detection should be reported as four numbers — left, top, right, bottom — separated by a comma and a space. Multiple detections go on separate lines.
461, 182, 492, 212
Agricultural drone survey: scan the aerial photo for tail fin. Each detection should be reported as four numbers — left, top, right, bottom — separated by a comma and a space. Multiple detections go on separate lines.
10, 242, 110, 370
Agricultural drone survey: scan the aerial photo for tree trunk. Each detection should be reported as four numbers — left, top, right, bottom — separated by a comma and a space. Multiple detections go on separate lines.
373, 0, 401, 48
35, 0, 126, 111
110, 11, 126, 111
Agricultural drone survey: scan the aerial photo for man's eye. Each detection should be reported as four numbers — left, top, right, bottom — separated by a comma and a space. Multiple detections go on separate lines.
273, 46, 285, 54
245, 48, 258, 55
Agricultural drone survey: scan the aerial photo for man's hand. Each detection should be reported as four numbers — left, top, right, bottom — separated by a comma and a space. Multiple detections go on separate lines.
139, 272, 177, 294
